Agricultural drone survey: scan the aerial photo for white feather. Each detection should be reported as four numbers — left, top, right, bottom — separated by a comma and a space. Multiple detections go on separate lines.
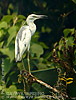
15, 14, 47, 62
15, 26, 31, 62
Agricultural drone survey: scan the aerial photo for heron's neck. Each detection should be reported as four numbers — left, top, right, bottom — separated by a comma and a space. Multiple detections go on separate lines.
28, 22, 36, 36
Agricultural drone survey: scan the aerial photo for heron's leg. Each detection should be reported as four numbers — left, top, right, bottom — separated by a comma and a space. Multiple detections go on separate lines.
27, 50, 31, 74
22, 59, 25, 70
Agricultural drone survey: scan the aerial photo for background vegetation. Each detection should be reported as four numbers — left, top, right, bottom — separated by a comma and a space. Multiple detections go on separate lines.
0, 0, 76, 100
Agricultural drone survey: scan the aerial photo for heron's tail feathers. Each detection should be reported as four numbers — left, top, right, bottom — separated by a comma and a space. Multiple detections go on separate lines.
15, 53, 22, 62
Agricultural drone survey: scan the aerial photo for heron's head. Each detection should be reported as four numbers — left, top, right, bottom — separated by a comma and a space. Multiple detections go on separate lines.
26, 14, 47, 24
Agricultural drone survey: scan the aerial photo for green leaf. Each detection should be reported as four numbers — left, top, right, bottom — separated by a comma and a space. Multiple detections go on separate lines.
7, 26, 17, 46
17, 62, 23, 70
41, 26, 46, 33
7, 9, 11, 15
5, 85, 17, 94
0, 85, 2, 90
65, 36, 74, 47
31, 32, 40, 42
31, 43, 44, 57
46, 27, 51, 33
0, 41, 4, 48
39, 42, 49, 49
4, 58, 13, 75
18, 15, 26, 19
63, 28, 75, 37
0, 47, 14, 62
0, 21, 7, 29
42, 2, 47, 8
0, 29, 6, 40
1, 15, 13, 23
8, 26, 17, 34
72, 0, 76, 4
9, 3, 14, 10
37, 63, 47, 70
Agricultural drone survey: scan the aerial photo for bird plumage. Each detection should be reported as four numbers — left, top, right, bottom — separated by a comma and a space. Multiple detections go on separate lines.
15, 25, 33, 62
15, 14, 47, 62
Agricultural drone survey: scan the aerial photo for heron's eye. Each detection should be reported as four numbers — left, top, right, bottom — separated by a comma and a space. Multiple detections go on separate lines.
32, 15, 36, 18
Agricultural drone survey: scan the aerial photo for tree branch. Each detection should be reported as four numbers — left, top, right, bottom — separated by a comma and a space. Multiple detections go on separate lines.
20, 70, 68, 99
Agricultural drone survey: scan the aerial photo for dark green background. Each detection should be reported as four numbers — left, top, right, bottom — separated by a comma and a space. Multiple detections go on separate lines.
0, 0, 76, 100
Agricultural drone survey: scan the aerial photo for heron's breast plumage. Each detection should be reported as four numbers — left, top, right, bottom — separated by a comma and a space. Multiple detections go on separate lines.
29, 23, 36, 36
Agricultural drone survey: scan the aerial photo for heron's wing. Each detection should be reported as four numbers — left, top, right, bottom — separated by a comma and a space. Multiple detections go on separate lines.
15, 25, 31, 62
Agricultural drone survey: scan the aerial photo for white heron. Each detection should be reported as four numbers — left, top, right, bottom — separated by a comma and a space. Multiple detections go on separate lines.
15, 14, 47, 74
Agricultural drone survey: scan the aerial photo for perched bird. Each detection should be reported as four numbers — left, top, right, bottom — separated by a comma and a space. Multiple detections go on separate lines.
15, 14, 47, 74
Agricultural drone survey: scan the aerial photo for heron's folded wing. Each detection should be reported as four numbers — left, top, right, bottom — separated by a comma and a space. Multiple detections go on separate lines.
15, 25, 31, 62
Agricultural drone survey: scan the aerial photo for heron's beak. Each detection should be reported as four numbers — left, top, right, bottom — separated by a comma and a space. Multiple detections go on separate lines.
37, 15, 48, 19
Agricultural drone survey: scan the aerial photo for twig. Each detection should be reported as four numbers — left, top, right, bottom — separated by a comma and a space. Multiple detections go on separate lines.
23, 79, 26, 93
21, 70, 68, 99
62, 37, 67, 58
34, 78, 68, 98
35, 78, 59, 93
52, 44, 76, 75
